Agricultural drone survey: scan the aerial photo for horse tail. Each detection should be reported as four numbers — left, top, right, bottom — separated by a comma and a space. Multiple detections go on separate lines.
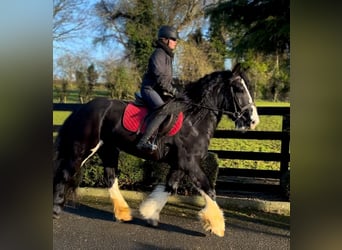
53, 98, 112, 216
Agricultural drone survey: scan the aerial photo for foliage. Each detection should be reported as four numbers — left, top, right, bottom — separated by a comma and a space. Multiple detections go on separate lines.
75, 70, 87, 103
79, 152, 145, 188
93, 0, 211, 76
100, 62, 140, 99
53, 0, 290, 102
73, 63, 100, 103
205, 0, 290, 101
175, 40, 215, 81
117, 152, 145, 187
53, 79, 69, 103
86, 63, 99, 100
174, 28, 227, 81
80, 154, 105, 187
205, 0, 289, 56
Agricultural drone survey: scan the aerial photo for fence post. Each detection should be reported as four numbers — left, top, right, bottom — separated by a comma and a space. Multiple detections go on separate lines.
280, 114, 290, 175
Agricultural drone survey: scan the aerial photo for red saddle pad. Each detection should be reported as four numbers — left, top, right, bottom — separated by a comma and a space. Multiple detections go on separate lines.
122, 103, 183, 136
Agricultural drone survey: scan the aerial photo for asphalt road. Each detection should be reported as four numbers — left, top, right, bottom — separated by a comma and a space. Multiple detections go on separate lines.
53, 202, 290, 250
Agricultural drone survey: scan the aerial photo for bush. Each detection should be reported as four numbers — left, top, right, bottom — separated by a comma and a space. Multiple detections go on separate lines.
118, 152, 145, 188
80, 152, 144, 188
140, 153, 219, 195
80, 155, 105, 187
79, 151, 220, 196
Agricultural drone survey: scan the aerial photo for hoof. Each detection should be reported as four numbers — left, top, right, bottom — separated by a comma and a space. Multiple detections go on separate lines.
147, 219, 159, 227
53, 213, 60, 219
198, 190, 225, 237
115, 214, 133, 222
53, 204, 62, 219
114, 207, 133, 222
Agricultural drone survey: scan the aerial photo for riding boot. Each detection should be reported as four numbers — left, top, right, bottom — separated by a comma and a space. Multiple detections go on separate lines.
137, 114, 167, 151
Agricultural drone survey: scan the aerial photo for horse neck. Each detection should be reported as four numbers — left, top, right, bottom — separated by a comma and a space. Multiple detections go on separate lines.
183, 70, 232, 137
185, 93, 224, 139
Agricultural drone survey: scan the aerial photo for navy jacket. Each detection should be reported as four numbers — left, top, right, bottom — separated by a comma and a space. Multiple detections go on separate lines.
141, 40, 176, 96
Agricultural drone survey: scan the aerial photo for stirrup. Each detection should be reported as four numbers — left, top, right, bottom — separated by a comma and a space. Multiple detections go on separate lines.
137, 141, 158, 152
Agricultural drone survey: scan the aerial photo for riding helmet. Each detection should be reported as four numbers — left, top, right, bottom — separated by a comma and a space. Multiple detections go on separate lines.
158, 25, 178, 40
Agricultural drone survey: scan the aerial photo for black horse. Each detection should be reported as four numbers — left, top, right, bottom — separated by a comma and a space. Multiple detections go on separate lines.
53, 63, 259, 237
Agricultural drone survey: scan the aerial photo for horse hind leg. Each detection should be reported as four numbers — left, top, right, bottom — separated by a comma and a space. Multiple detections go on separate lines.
108, 178, 132, 222
53, 140, 103, 218
98, 146, 132, 222
53, 157, 81, 218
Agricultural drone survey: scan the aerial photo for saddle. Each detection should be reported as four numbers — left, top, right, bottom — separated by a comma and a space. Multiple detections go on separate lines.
122, 93, 183, 137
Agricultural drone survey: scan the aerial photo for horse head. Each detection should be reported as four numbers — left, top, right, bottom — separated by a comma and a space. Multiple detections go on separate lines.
225, 63, 260, 130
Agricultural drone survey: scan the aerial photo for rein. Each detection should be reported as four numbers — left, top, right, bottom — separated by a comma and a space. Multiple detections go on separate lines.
180, 84, 253, 121
187, 101, 253, 121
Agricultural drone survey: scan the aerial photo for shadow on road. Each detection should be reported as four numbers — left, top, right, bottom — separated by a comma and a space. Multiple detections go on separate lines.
64, 204, 114, 221
63, 203, 206, 237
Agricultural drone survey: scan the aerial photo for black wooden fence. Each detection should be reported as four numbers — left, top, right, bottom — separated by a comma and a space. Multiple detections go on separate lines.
211, 107, 290, 196
53, 103, 290, 197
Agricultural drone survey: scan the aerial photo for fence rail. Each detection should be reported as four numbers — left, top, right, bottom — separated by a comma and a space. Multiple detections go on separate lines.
53, 103, 290, 197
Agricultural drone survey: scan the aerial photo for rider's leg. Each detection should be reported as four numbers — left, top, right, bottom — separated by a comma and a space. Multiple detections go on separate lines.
137, 86, 166, 151
137, 114, 167, 151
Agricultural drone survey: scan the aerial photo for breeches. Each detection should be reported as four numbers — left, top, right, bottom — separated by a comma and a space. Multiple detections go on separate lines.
141, 86, 165, 109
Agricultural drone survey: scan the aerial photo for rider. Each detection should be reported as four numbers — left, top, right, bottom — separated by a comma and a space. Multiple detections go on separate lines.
136, 25, 179, 152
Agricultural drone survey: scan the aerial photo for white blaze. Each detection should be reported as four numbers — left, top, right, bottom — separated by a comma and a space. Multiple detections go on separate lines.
240, 78, 260, 129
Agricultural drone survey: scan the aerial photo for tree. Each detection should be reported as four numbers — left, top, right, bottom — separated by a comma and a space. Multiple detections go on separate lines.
99, 58, 140, 99
206, 0, 289, 56
54, 53, 90, 82
175, 40, 215, 82
53, 78, 69, 103
93, 0, 210, 75
76, 70, 87, 103
205, 0, 290, 101
86, 64, 99, 100
53, 0, 91, 44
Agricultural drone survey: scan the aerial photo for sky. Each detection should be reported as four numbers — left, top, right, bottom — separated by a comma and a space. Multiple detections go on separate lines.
53, 0, 120, 60
53, 0, 232, 78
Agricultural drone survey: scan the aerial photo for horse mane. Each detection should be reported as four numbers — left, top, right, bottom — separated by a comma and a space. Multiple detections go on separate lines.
184, 70, 233, 103
157, 70, 234, 124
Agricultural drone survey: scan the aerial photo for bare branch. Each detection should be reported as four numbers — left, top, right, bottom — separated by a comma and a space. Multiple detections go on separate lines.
53, 0, 91, 42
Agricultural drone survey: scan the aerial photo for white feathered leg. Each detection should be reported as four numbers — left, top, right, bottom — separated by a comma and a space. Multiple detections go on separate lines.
139, 184, 170, 226
108, 178, 132, 222
198, 189, 225, 237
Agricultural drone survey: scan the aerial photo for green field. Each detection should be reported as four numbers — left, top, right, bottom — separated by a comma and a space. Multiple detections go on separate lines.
53, 100, 289, 170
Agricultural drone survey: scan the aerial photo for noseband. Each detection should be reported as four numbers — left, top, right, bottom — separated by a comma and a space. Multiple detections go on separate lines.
225, 75, 254, 121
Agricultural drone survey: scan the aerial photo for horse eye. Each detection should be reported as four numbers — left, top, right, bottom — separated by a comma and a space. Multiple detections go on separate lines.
233, 85, 244, 93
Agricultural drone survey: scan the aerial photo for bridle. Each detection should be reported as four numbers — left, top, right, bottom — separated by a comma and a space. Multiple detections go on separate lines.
183, 75, 254, 122
227, 75, 254, 121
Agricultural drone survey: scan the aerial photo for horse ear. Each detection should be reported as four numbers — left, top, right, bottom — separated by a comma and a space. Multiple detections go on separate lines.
232, 63, 241, 74
232, 63, 250, 75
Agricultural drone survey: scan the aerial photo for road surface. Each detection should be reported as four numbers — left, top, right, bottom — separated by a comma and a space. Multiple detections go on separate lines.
53, 200, 289, 250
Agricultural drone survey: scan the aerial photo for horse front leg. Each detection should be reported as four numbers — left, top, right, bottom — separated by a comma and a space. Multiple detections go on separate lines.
139, 184, 170, 226
188, 165, 225, 237
139, 170, 184, 226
